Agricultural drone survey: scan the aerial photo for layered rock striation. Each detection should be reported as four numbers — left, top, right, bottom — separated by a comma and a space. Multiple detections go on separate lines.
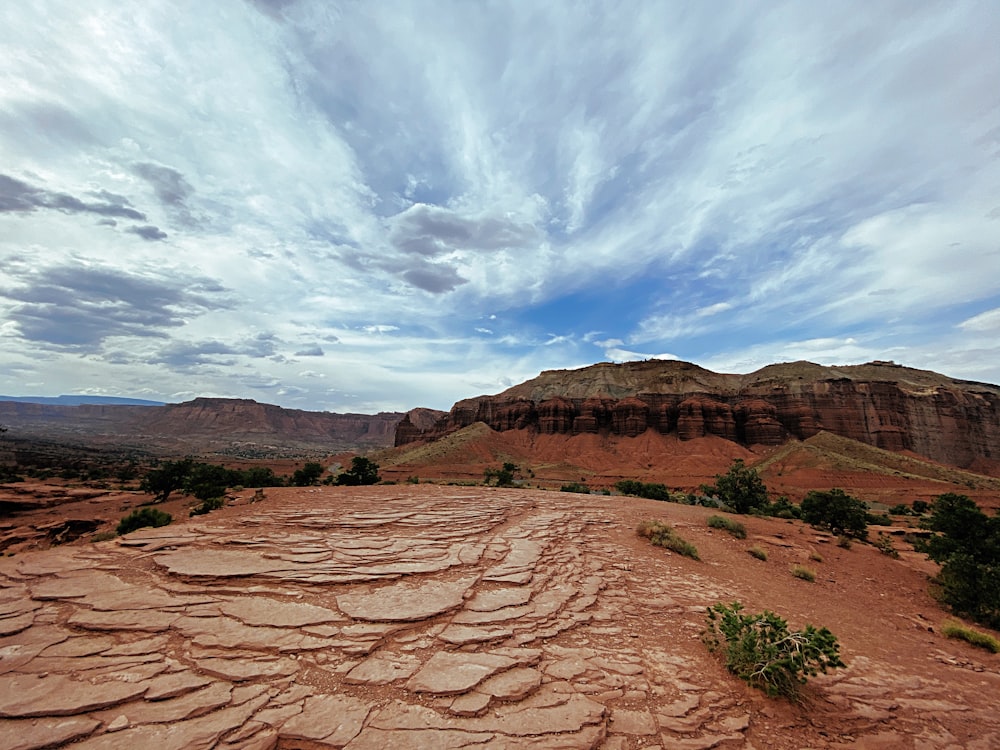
396, 360, 1000, 469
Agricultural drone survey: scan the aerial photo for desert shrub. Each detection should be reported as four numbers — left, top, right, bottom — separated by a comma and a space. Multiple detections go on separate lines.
890, 504, 914, 516
748, 546, 768, 561
700, 459, 769, 514
941, 621, 1000, 653
837, 535, 853, 549
637, 520, 700, 560
911, 500, 930, 515
707, 515, 747, 539
791, 565, 816, 582
809, 551, 824, 563
290, 462, 325, 486
484, 465, 515, 487
117, 507, 172, 536
874, 534, 900, 558
406, 475, 420, 484
190, 495, 225, 516
919, 493, 1000, 629
615, 480, 673, 502
91, 530, 117, 543
801, 489, 869, 539
703, 601, 845, 698
560, 482, 590, 494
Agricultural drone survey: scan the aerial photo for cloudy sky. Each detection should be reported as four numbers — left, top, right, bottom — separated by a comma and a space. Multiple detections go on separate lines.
2, 1, 999, 413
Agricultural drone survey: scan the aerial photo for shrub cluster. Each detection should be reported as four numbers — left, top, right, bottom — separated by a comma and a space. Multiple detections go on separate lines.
636, 520, 700, 560
791, 565, 817, 582
703, 601, 845, 698
141, 459, 284, 502
560, 482, 590, 494
615, 480, 673, 501
800, 488, 869, 539
707, 515, 747, 539
748, 546, 768, 561
117, 507, 172, 536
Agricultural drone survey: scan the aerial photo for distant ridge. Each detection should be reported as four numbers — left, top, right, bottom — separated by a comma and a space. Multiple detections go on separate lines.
0, 395, 166, 407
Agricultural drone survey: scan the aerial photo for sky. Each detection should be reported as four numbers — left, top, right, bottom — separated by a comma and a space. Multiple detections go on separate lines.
1, 1, 999, 413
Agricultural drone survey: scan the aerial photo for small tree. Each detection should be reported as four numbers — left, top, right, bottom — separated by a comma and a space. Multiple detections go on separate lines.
291, 462, 325, 486
701, 459, 768, 514
920, 493, 1000, 629
336, 457, 381, 486
140, 459, 195, 502
484, 466, 515, 487
800, 489, 868, 538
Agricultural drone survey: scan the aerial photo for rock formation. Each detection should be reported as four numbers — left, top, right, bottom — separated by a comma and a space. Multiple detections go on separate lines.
0, 398, 415, 456
395, 360, 1000, 470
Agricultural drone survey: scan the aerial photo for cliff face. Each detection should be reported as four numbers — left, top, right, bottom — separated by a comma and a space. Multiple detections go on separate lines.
395, 361, 1000, 469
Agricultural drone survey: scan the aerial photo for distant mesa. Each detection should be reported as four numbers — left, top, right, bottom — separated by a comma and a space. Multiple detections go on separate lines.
394, 360, 1000, 471
0, 394, 165, 406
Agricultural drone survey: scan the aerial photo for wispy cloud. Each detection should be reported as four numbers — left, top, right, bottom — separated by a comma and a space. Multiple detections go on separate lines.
0, 1, 997, 410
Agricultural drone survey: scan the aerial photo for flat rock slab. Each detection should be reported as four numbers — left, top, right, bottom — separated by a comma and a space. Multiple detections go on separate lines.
4, 716, 102, 750
406, 651, 515, 695
0, 673, 150, 718
337, 576, 476, 622
280, 694, 371, 746
345, 652, 422, 685
153, 549, 292, 577
220, 597, 344, 626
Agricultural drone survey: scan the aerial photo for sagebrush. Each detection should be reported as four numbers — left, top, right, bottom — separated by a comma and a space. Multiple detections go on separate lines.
637, 520, 700, 560
707, 515, 747, 539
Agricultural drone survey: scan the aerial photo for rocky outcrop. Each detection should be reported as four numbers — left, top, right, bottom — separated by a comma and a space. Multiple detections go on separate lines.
395, 360, 1000, 470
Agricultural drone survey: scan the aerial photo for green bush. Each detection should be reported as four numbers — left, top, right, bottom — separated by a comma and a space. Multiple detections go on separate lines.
637, 520, 700, 560
791, 565, 816, 582
890, 504, 914, 516
336, 457, 381, 486
703, 601, 845, 698
941, 621, 1000, 653
707, 515, 747, 539
800, 488, 869, 539
560, 482, 590, 494
748, 546, 768, 561
117, 507, 172, 535
700, 459, 769, 514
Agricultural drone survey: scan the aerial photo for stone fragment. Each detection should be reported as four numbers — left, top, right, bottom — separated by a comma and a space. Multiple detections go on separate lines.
195, 655, 298, 681
344, 727, 496, 749
337, 576, 476, 622
610, 708, 658, 735
475, 667, 542, 700
107, 715, 129, 732
68, 609, 177, 632
0, 673, 150, 718
438, 624, 513, 645
449, 691, 492, 717
406, 651, 515, 695
93, 681, 232, 724
345, 652, 421, 685
3, 716, 101, 750
153, 549, 292, 578
220, 597, 344, 626
545, 657, 591, 680
465, 587, 533, 612
280, 694, 371, 746
143, 671, 214, 701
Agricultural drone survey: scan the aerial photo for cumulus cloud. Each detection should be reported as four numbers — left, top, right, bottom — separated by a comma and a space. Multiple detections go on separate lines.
294, 345, 324, 356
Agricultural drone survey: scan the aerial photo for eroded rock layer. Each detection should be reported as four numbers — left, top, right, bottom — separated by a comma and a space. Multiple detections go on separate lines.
1, 486, 997, 749
397, 360, 1000, 468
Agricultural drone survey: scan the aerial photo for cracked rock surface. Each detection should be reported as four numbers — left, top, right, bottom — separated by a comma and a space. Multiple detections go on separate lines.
1, 485, 998, 749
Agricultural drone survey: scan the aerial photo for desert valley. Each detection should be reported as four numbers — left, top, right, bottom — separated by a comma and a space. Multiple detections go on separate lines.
0, 359, 998, 749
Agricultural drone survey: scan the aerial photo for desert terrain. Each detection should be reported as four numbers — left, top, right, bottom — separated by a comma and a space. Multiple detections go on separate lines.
1, 484, 998, 749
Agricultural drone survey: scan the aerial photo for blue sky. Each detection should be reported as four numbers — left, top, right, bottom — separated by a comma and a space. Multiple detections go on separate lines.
1, 1, 999, 412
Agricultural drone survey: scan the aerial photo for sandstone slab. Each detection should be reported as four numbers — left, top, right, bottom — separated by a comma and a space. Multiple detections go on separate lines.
337, 576, 476, 622
406, 651, 515, 695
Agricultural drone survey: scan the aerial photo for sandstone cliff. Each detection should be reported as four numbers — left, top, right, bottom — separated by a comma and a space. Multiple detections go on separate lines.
395, 360, 1000, 470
